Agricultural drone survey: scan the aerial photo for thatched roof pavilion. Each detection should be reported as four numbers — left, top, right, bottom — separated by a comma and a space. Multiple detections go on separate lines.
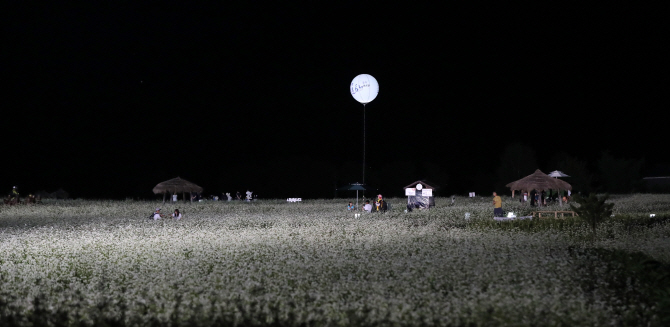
506, 169, 572, 206
153, 177, 203, 203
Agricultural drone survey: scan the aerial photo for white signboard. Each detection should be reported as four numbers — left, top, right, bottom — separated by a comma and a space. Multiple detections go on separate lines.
469, 192, 476, 197
405, 188, 416, 196
422, 189, 433, 197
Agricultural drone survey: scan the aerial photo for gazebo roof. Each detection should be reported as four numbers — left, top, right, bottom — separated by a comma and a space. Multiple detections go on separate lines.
152, 177, 203, 194
403, 180, 438, 190
505, 169, 572, 192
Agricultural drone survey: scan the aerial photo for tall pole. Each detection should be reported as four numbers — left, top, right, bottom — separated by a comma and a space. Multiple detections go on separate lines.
356, 190, 359, 209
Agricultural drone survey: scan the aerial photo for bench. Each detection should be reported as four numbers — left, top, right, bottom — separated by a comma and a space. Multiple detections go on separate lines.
532, 211, 578, 218
494, 216, 533, 221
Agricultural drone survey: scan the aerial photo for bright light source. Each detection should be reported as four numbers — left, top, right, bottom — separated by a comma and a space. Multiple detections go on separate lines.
507, 212, 515, 218
650, 214, 656, 217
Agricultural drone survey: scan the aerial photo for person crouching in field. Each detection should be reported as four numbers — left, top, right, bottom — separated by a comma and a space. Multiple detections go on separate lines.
172, 209, 182, 220
363, 200, 372, 213
347, 202, 355, 210
149, 208, 164, 220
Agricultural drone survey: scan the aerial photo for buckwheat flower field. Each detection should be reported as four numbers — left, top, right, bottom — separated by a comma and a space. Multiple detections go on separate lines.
1, 195, 669, 326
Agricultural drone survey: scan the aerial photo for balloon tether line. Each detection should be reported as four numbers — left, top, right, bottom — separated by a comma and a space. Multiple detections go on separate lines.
362, 103, 366, 198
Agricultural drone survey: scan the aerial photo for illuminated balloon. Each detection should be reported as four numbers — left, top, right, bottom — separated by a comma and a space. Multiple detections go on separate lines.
350, 74, 379, 104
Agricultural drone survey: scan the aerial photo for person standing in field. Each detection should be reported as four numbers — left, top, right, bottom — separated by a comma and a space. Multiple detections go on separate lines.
375, 194, 387, 212
11, 186, 19, 201
493, 192, 503, 217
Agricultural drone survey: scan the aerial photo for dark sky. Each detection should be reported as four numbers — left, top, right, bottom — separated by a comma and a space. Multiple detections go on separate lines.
3, 3, 667, 199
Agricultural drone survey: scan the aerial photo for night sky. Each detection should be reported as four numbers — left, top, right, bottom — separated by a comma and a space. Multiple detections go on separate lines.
3, 3, 667, 199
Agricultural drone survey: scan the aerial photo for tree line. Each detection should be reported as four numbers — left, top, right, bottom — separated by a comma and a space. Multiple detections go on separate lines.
494, 143, 655, 195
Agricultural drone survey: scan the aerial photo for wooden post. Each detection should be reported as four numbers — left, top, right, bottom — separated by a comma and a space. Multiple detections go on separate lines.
190, 192, 193, 203
162, 192, 166, 204
183, 192, 185, 203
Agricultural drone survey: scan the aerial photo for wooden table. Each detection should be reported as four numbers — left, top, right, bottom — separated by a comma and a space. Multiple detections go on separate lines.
531, 211, 578, 218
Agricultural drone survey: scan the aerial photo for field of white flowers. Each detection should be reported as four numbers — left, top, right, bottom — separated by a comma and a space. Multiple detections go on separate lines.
1, 195, 669, 326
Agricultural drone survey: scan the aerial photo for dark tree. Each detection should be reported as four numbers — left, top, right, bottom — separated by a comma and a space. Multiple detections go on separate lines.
570, 193, 614, 236
496, 143, 538, 190
597, 152, 644, 193
547, 152, 594, 193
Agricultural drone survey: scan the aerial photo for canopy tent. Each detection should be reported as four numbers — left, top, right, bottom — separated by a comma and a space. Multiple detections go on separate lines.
404, 180, 437, 210
153, 177, 203, 203
337, 183, 366, 208
547, 170, 570, 178
506, 169, 572, 206
546, 171, 570, 200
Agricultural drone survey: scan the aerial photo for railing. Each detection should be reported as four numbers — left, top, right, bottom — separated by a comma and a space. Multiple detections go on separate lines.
532, 211, 578, 218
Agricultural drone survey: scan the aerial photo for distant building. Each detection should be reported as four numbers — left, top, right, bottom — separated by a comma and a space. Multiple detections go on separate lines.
642, 177, 670, 193
34, 189, 70, 199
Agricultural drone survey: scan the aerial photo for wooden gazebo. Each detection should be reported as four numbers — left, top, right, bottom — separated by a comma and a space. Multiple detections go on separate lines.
153, 177, 203, 203
506, 169, 572, 206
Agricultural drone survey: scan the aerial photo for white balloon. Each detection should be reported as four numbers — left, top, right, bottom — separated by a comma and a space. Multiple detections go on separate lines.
350, 74, 379, 104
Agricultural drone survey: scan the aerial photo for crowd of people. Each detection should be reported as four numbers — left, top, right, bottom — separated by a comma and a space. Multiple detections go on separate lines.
153, 190, 258, 220
515, 190, 571, 206
343, 191, 572, 218
169, 190, 256, 203
149, 189, 579, 221
347, 194, 388, 213
494, 190, 572, 217
4, 186, 21, 205
6, 184, 572, 221
3, 186, 39, 205
149, 208, 182, 220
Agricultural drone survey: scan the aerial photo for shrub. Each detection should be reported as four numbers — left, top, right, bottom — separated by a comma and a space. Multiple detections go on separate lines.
570, 193, 615, 236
